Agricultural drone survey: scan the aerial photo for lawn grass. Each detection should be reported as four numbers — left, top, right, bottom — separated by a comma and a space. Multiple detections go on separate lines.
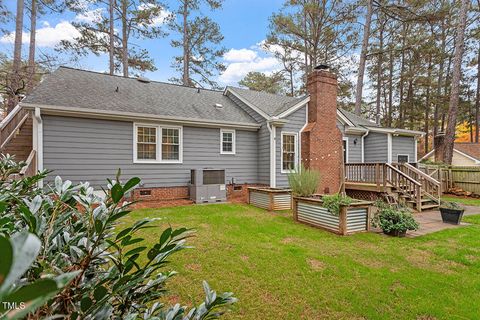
122, 204, 480, 320
442, 196, 480, 207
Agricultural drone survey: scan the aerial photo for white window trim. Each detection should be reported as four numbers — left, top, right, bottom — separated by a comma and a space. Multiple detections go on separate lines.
397, 154, 410, 163
281, 132, 299, 174
220, 129, 236, 155
343, 137, 349, 164
133, 123, 183, 164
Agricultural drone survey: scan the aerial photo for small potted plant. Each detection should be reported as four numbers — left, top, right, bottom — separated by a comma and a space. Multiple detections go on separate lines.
372, 202, 419, 237
439, 201, 465, 225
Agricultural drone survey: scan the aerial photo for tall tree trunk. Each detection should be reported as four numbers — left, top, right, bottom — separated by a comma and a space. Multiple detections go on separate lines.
433, 25, 446, 143
109, 0, 115, 75
398, 24, 408, 127
375, 19, 384, 125
425, 56, 432, 154
441, 55, 453, 132
121, 0, 128, 77
7, 0, 25, 113
354, 0, 373, 115
26, 0, 36, 93
443, 0, 469, 164
182, 0, 190, 86
475, 45, 480, 143
387, 40, 394, 127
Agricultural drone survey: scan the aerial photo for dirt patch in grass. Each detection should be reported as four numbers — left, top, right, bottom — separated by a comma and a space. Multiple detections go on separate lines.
240, 255, 249, 261
281, 237, 298, 244
406, 249, 464, 274
307, 258, 326, 271
185, 263, 202, 272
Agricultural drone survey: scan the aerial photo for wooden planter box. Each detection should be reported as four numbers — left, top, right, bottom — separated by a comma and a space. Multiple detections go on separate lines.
248, 187, 292, 211
292, 196, 372, 235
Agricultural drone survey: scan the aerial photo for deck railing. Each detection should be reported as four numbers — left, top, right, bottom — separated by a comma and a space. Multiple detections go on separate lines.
345, 163, 426, 211
0, 105, 30, 151
394, 163, 441, 204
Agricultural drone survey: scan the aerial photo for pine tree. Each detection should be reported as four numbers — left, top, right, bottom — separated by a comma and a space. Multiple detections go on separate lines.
169, 0, 225, 88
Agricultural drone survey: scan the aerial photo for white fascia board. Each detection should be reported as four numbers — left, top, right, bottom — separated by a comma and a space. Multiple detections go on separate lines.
224, 88, 271, 120
21, 103, 261, 131
336, 110, 355, 127
419, 149, 435, 161
365, 126, 424, 137
276, 97, 310, 118
345, 126, 368, 135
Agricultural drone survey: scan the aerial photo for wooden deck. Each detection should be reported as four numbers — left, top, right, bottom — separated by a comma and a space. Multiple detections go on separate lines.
345, 163, 441, 211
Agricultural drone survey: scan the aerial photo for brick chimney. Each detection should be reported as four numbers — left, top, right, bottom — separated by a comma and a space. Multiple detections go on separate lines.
301, 65, 343, 194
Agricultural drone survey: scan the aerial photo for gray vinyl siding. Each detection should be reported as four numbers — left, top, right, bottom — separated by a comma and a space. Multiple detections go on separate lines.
392, 136, 416, 162
227, 93, 270, 185
276, 106, 307, 187
364, 132, 388, 163
43, 115, 258, 188
344, 134, 362, 163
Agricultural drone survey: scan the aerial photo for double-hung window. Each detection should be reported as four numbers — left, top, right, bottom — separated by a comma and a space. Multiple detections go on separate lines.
134, 124, 182, 163
220, 129, 236, 154
282, 133, 298, 172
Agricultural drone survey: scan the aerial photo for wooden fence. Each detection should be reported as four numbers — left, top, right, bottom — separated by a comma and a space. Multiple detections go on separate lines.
417, 164, 480, 195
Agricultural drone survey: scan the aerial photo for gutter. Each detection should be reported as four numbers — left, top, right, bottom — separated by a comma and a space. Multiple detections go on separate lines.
361, 129, 370, 163
266, 122, 276, 188
21, 103, 262, 131
33, 107, 43, 188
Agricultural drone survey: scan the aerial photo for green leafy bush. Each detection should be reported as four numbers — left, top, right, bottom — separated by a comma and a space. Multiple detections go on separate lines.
440, 201, 464, 210
321, 194, 353, 216
287, 164, 320, 197
372, 201, 419, 234
0, 155, 237, 319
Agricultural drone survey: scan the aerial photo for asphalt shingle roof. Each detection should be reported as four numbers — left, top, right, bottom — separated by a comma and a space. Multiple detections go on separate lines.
23, 67, 258, 125
338, 108, 379, 127
227, 86, 308, 117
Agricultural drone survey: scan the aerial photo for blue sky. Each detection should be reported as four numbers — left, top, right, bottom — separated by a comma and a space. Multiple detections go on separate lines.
0, 0, 287, 86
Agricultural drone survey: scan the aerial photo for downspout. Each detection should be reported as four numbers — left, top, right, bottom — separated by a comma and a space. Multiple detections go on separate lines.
361, 129, 370, 163
266, 122, 276, 188
33, 107, 43, 188
387, 133, 393, 163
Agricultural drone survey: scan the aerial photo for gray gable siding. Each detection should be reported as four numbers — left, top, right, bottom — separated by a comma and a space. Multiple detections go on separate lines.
275, 106, 307, 187
42, 115, 258, 188
344, 134, 362, 163
392, 136, 415, 162
364, 132, 388, 163
227, 92, 270, 185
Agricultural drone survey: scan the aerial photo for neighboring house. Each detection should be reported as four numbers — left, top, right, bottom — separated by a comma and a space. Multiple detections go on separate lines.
421, 143, 480, 166
0, 66, 422, 201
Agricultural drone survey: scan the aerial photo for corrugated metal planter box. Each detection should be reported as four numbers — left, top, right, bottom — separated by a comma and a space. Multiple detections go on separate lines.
293, 196, 372, 235
248, 187, 292, 211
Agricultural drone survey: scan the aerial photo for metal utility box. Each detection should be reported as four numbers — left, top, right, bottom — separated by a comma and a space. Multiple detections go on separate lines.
189, 169, 227, 203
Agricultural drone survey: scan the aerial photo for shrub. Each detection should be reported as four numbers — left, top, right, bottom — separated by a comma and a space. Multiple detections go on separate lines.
0, 156, 237, 319
372, 201, 419, 234
440, 201, 464, 210
287, 164, 320, 197
321, 194, 353, 216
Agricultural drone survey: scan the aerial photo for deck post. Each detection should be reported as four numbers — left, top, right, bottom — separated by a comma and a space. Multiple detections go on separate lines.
338, 206, 347, 235
375, 163, 381, 191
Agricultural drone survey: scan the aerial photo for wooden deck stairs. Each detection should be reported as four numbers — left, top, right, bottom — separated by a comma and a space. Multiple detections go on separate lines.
0, 106, 36, 176
345, 162, 441, 212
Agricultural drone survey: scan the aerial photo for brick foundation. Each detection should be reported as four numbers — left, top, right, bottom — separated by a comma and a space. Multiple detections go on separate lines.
130, 183, 266, 207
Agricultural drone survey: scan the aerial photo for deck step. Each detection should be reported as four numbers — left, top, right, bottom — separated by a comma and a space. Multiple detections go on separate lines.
420, 204, 439, 211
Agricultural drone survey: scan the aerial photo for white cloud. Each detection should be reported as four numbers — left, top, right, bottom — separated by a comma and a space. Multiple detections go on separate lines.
0, 21, 80, 48
138, 3, 171, 27
76, 8, 104, 24
223, 48, 258, 62
219, 44, 283, 85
